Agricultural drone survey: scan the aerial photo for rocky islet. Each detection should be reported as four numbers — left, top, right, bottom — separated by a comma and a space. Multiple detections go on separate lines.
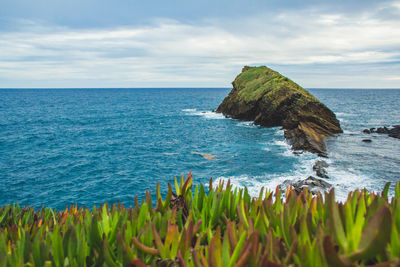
216, 66, 342, 157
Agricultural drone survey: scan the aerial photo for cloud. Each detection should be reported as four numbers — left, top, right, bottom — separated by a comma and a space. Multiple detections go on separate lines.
0, 4, 400, 88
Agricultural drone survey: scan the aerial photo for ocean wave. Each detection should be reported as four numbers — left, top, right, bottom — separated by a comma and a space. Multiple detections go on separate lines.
236, 121, 254, 127
336, 112, 354, 117
271, 139, 299, 157
214, 153, 373, 202
182, 109, 226, 119
343, 130, 359, 135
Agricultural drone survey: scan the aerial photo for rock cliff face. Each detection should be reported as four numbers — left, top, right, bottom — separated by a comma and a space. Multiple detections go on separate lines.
216, 66, 342, 156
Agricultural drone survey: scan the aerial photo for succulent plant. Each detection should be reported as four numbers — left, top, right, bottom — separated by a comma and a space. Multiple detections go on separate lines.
0, 174, 399, 266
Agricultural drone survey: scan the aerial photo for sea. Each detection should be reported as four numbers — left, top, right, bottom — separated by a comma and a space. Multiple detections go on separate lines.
0, 88, 399, 209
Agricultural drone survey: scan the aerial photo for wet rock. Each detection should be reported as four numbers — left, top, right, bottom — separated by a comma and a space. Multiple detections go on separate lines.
313, 160, 329, 178
362, 125, 400, 139
313, 160, 329, 169
283, 176, 332, 195
376, 127, 390, 134
388, 125, 400, 139
362, 139, 372, 143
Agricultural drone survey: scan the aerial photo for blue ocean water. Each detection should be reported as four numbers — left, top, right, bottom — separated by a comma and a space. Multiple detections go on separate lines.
0, 88, 399, 209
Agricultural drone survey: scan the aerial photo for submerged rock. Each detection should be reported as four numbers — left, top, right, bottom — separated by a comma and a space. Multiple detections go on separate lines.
362, 139, 372, 143
190, 151, 216, 160
216, 66, 342, 156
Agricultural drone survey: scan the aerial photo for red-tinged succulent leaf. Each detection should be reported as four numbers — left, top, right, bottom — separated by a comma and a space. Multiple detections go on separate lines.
283, 238, 298, 265
168, 183, 178, 200
181, 171, 193, 195
323, 236, 352, 267
327, 188, 347, 251
201, 250, 210, 267
165, 221, 179, 249
156, 182, 162, 201
185, 220, 194, 250
233, 243, 252, 267
177, 250, 188, 267
226, 179, 231, 190
192, 248, 203, 267
128, 258, 150, 267
132, 237, 159, 255
151, 225, 166, 258
209, 227, 222, 267
59, 212, 68, 225
261, 259, 287, 267
193, 219, 202, 234
366, 261, 399, 267
347, 205, 392, 262
382, 182, 391, 199
227, 222, 237, 248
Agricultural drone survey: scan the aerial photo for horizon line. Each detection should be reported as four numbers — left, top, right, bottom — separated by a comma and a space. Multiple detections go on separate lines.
1, 87, 400, 90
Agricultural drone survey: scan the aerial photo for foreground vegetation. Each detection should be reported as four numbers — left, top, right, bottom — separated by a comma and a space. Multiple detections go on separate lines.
1, 172, 400, 266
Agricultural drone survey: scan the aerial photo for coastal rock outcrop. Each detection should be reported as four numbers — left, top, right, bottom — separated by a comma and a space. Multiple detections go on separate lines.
363, 125, 400, 139
280, 176, 332, 195
313, 160, 329, 178
216, 66, 343, 156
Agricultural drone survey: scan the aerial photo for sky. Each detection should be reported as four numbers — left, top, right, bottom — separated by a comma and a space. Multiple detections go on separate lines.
0, 0, 400, 88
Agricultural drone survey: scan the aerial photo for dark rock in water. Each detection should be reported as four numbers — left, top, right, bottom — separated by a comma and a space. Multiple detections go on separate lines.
285, 176, 332, 195
388, 125, 400, 139
313, 160, 329, 169
363, 125, 400, 139
376, 127, 390, 134
313, 160, 329, 178
216, 66, 342, 156
363, 129, 371, 134
362, 139, 372, 143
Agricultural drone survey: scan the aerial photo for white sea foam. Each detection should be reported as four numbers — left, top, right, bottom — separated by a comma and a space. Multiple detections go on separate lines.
236, 121, 254, 127
343, 130, 359, 135
271, 139, 300, 157
336, 112, 354, 117
214, 152, 372, 202
273, 140, 290, 148
182, 109, 226, 119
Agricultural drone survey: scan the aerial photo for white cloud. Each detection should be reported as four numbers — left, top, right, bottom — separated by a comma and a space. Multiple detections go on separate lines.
0, 5, 400, 88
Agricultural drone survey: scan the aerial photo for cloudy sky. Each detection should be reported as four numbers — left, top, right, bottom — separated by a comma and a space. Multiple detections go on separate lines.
1, 0, 400, 88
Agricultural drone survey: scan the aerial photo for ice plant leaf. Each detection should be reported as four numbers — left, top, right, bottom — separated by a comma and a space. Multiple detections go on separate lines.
347, 205, 392, 262
323, 236, 350, 267
229, 232, 247, 267
382, 182, 391, 199
327, 188, 347, 251
132, 237, 159, 255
